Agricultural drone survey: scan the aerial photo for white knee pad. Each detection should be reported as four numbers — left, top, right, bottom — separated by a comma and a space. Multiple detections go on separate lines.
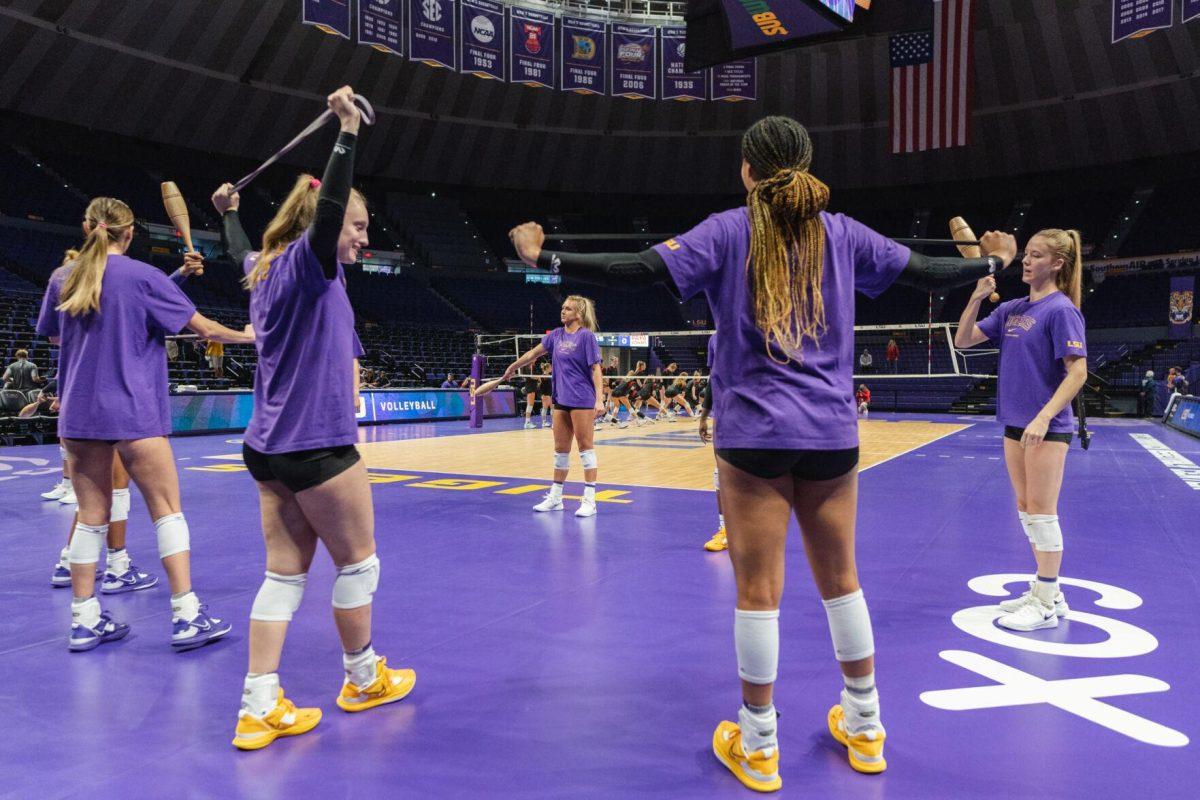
735, 608, 779, 684
1018, 511, 1034, 544
154, 512, 190, 559
1027, 514, 1063, 552
110, 488, 131, 523
250, 571, 307, 622
822, 589, 875, 662
713, 467, 720, 492
68, 522, 108, 565
553, 452, 570, 470
332, 553, 380, 610
580, 449, 598, 470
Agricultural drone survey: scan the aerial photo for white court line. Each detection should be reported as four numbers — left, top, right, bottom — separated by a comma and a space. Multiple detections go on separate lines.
860, 422, 976, 474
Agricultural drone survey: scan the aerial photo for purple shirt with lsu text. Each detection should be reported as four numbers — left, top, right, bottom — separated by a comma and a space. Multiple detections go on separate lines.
541, 326, 601, 408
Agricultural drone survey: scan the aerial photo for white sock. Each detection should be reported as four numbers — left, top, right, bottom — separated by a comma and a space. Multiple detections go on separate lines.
107, 547, 130, 576
548, 482, 563, 500
172, 590, 200, 621
242, 673, 280, 717
1033, 576, 1059, 604
71, 596, 101, 629
738, 703, 778, 756
583, 483, 596, 502
841, 687, 883, 734
843, 672, 879, 707
718, 514, 725, 530
344, 645, 378, 688
62, 477, 72, 490
59, 547, 70, 569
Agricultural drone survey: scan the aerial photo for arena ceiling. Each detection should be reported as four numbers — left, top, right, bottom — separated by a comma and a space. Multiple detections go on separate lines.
1, 0, 1198, 194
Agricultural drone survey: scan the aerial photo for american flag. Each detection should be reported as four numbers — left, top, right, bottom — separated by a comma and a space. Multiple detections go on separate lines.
889, 0, 974, 154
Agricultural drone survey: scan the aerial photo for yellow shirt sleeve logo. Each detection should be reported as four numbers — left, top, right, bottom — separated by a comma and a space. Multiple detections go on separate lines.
663, 239, 681, 251
1066, 340, 1083, 349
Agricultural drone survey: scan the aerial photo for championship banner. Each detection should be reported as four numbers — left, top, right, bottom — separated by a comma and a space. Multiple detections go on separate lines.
562, 16, 607, 95
611, 24, 657, 100
410, 0, 457, 70
461, 0, 506, 80
1112, 0, 1174, 42
359, 0, 403, 55
303, 0, 352, 39
1185, 0, 1200, 23
684, 0, 853, 71
1169, 275, 1195, 338
711, 59, 757, 100
660, 26, 708, 101
510, 6, 555, 89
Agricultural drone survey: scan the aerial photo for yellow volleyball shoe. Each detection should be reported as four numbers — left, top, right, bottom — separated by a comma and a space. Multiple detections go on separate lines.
828, 704, 887, 774
711, 720, 782, 793
704, 527, 728, 552
336, 656, 416, 712
232, 689, 322, 751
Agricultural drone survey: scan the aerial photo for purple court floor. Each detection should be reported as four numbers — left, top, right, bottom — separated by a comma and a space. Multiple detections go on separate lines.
0, 413, 1197, 799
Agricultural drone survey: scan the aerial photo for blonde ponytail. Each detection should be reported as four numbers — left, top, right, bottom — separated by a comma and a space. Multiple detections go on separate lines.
567, 294, 599, 332
57, 197, 134, 317
1035, 228, 1083, 308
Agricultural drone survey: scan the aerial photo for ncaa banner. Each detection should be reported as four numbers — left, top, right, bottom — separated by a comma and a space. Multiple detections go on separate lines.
711, 59, 757, 101
359, 0, 403, 55
1169, 275, 1195, 338
562, 16, 606, 95
1112, 0, 1174, 42
660, 26, 707, 101
510, 6, 555, 89
461, 0, 506, 80
611, 24, 657, 100
303, 0, 352, 39
1186, 0, 1200, 24
410, 0, 457, 70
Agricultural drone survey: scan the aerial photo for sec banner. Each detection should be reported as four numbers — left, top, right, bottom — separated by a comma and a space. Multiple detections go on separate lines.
302, 0, 352, 38
712, 59, 757, 101
410, 0, 457, 70
1112, 0, 1174, 43
359, 0, 404, 55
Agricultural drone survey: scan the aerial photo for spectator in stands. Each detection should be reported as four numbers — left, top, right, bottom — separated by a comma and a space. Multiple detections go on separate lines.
856, 384, 871, 418
886, 338, 900, 373
1173, 367, 1189, 397
441, 373, 456, 388
166, 337, 179, 362
206, 338, 225, 379
3, 348, 42, 390
1165, 366, 1178, 391
1139, 370, 1156, 417
19, 378, 58, 417
859, 348, 873, 374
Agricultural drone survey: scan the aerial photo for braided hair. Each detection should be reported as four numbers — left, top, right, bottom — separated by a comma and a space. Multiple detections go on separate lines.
742, 116, 830, 363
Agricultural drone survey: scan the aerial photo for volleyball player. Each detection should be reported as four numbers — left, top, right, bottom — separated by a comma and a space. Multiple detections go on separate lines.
955, 229, 1087, 632
855, 384, 871, 418
36, 198, 252, 653
503, 296, 603, 517
522, 363, 541, 429
213, 87, 415, 750
537, 360, 553, 428
609, 362, 635, 428
51, 452, 157, 593
510, 115, 1011, 791
699, 356, 728, 553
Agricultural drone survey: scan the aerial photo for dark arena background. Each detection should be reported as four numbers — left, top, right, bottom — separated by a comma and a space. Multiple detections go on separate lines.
1, 1, 1198, 798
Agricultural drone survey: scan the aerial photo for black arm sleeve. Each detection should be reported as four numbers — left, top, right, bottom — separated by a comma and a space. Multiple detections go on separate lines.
307, 131, 357, 280
894, 251, 1001, 293
535, 247, 675, 292
221, 210, 253, 269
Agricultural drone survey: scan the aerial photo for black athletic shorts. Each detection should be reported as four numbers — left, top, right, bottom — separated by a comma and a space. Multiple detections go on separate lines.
523, 378, 539, 395
637, 382, 656, 401
538, 378, 552, 397
665, 386, 682, 398
716, 447, 860, 481
242, 443, 361, 493
554, 403, 593, 413
611, 381, 632, 398
1003, 426, 1073, 445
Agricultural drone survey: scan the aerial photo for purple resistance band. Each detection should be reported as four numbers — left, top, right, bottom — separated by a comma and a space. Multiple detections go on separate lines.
232, 94, 376, 192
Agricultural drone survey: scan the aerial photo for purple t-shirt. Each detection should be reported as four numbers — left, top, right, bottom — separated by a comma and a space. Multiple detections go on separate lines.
541, 327, 601, 408
654, 209, 909, 450
243, 236, 359, 454
976, 291, 1087, 433
36, 256, 196, 440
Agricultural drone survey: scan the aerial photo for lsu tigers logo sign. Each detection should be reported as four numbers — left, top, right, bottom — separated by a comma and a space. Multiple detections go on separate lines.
1169, 290, 1194, 326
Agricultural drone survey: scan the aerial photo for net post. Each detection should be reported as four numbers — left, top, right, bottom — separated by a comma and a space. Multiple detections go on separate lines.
469, 353, 485, 428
